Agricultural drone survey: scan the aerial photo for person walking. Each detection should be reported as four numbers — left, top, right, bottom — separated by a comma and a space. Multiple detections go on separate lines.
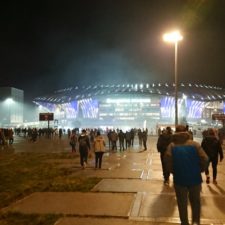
137, 129, 143, 147
70, 130, 77, 153
111, 130, 118, 151
130, 128, 135, 147
125, 130, 131, 149
118, 130, 125, 151
8, 128, 14, 145
164, 125, 208, 225
157, 126, 173, 185
93, 131, 106, 169
201, 128, 223, 184
142, 129, 148, 150
59, 128, 63, 139
78, 129, 91, 169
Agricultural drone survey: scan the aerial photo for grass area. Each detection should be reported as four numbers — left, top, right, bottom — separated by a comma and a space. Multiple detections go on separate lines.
0, 151, 101, 224
0, 212, 60, 225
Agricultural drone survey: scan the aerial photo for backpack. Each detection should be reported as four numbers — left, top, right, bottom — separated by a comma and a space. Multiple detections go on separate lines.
79, 136, 88, 148
70, 134, 77, 145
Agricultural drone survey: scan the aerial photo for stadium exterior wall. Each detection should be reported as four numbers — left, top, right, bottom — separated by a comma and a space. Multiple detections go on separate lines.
33, 83, 225, 131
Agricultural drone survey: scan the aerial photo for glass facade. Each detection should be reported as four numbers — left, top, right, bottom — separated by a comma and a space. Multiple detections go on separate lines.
33, 83, 225, 129
0, 87, 24, 126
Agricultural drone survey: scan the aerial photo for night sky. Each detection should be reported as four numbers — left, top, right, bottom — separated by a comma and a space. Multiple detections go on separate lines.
0, 0, 225, 100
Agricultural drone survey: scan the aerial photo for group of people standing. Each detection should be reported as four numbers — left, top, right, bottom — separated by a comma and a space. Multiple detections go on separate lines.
107, 128, 148, 151
69, 129, 106, 169
69, 127, 149, 169
157, 125, 224, 225
0, 128, 14, 146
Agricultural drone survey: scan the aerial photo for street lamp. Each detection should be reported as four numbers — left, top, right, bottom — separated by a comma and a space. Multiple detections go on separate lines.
163, 30, 183, 126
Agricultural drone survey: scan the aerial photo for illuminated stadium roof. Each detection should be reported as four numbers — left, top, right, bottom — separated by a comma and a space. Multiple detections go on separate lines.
34, 83, 225, 104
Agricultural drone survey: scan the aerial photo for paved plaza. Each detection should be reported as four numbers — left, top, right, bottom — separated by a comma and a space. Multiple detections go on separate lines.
2, 135, 225, 225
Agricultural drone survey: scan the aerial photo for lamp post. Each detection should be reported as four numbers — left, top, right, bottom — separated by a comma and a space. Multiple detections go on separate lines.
163, 30, 183, 126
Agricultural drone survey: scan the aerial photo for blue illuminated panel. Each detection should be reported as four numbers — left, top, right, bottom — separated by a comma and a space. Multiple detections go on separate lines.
38, 101, 79, 119
62, 101, 78, 118
160, 97, 204, 119
186, 99, 204, 118
79, 99, 99, 118
160, 97, 175, 118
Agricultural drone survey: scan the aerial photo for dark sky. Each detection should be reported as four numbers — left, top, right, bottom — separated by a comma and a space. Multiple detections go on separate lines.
0, 0, 225, 100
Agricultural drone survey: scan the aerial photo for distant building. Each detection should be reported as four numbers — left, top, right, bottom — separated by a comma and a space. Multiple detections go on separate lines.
0, 87, 24, 127
33, 83, 225, 130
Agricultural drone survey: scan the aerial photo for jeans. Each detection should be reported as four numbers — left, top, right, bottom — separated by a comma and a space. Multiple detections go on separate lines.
205, 158, 218, 180
95, 152, 104, 168
174, 184, 201, 225
160, 152, 170, 181
79, 149, 88, 166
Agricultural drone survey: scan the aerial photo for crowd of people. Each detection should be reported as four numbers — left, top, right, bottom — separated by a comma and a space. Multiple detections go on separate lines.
1, 126, 149, 170
1, 123, 225, 225
106, 128, 148, 151
0, 128, 14, 145
67, 128, 149, 169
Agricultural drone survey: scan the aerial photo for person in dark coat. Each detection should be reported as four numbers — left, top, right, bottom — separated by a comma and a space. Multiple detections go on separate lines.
118, 130, 125, 151
78, 129, 91, 169
201, 128, 223, 184
157, 126, 173, 184
125, 131, 131, 149
137, 129, 143, 146
142, 129, 148, 150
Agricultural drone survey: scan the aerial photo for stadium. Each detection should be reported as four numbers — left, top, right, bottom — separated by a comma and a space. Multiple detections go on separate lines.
33, 83, 225, 132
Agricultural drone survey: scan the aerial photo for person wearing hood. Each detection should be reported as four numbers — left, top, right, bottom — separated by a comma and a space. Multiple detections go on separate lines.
157, 126, 173, 185
201, 128, 223, 184
164, 125, 208, 225
78, 129, 91, 169
93, 131, 106, 169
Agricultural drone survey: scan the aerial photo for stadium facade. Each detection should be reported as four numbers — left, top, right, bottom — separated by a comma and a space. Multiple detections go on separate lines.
33, 83, 225, 131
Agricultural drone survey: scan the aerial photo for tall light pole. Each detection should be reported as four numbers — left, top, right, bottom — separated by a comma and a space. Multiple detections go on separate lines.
163, 30, 183, 126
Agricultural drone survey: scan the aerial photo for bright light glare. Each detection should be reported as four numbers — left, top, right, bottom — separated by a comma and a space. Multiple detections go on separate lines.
106, 98, 151, 103
5, 98, 14, 104
163, 31, 183, 43
182, 94, 187, 100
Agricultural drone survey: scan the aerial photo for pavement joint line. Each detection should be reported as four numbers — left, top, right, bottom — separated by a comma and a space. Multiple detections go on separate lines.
141, 152, 152, 180
140, 170, 145, 179
129, 192, 144, 218
129, 216, 181, 223
128, 216, 225, 224
146, 153, 152, 180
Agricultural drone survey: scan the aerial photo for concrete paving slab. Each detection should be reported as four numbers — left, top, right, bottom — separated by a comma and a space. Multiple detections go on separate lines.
4, 192, 135, 217
92, 179, 174, 194
130, 192, 178, 222
55, 217, 178, 225
201, 182, 225, 196
146, 170, 164, 180
92, 177, 225, 196
130, 191, 225, 224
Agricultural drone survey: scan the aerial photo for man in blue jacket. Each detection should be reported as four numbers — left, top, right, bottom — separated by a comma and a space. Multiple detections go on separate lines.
164, 125, 208, 225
